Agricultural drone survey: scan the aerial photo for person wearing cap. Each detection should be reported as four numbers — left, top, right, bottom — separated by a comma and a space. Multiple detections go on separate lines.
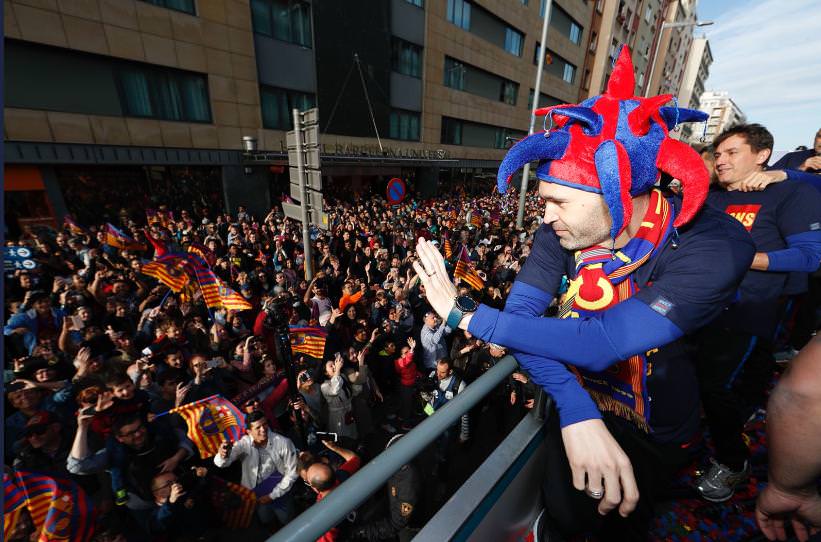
13, 410, 71, 474
413, 47, 755, 539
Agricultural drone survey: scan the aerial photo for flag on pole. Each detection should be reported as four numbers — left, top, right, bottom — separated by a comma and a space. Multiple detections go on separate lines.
289, 326, 328, 359
454, 247, 484, 291
4, 470, 95, 542
170, 395, 245, 458
63, 215, 88, 236
140, 258, 189, 292
210, 477, 257, 529
105, 224, 146, 251
193, 266, 252, 311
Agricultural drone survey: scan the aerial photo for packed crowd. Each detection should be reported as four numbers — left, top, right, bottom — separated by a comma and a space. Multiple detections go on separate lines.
4, 180, 549, 541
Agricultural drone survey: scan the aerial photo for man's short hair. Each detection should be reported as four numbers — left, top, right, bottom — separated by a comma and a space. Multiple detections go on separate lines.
714, 123, 774, 163
436, 358, 452, 369
157, 368, 185, 386
105, 371, 132, 387
112, 413, 143, 436
245, 409, 267, 429
308, 463, 336, 491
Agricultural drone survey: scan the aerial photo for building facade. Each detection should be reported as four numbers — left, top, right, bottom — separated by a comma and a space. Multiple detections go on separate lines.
677, 36, 711, 142
4, 0, 598, 229
698, 90, 746, 144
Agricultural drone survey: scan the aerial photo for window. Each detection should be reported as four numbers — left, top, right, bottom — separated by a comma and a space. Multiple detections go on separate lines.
441, 117, 462, 145
447, 0, 471, 30
260, 86, 315, 130
534, 43, 577, 85
444, 56, 518, 105
569, 22, 582, 44
562, 63, 575, 84
392, 38, 422, 78
251, 0, 312, 48
441, 116, 525, 148
389, 110, 420, 141
504, 28, 524, 56
527, 90, 564, 110
139, 0, 195, 15
501, 81, 518, 105
443, 57, 466, 90
405, 0, 423, 6
116, 66, 211, 122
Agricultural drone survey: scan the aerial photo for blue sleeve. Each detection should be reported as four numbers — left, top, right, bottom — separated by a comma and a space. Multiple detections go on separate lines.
767, 231, 821, 272
785, 169, 821, 192
470, 216, 755, 370
471, 298, 682, 370
495, 227, 605, 426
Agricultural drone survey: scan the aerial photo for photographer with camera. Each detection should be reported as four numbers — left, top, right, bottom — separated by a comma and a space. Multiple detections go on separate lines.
148, 466, 215, 540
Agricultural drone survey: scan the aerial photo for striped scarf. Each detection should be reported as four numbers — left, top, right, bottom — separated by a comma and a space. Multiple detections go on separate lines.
558, 189, 674, 431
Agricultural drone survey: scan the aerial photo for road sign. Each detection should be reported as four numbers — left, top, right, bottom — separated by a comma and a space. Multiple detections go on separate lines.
286, 125, 319, 149
289, 168, 322, 191
386, 177, 406, 204
281, 201, 304, 222
287, 185, 324, 212
4, 247, 37, 271
281, 202, 328, 230
301, 108, 319, 125
310, 209, 329, 230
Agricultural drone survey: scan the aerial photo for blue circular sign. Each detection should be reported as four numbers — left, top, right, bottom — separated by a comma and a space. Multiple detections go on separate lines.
386, 177, 406, 204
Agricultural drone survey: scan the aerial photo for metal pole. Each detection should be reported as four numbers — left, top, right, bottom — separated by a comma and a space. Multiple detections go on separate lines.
269, 355, 519, 542
293, 108, 313, 281
645, 22, 667, 97
517, 0, 552, 229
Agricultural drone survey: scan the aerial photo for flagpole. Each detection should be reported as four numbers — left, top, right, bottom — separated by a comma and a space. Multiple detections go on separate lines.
153, 393, 220, 418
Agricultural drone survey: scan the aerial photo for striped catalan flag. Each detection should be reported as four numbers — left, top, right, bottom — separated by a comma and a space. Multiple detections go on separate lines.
194, 266, 222, 309
217, 277, 253, 311
454, 247, 484, 291
289, 326, 328, 359
469, 213, 482, 228
63, 215, 88, 236
187, 241, 216, 267
210, 477, 256, 529
4, 470, 95, 542
171, 395, 246, 459
140, 258, 189, 292
105, 223, 146, 251
443, 238, 453, 260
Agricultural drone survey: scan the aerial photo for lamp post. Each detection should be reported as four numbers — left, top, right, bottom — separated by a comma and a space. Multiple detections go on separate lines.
645, 20, 713, 97
516, 0, 552, 229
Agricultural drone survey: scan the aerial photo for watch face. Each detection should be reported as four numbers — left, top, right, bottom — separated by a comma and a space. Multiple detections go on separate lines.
455, 295, 478, 312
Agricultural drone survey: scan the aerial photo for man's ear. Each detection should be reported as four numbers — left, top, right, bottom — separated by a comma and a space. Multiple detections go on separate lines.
755, 148, 772, 167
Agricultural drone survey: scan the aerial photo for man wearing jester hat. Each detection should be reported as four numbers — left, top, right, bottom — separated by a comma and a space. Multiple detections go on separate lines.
413, 47, 755, 539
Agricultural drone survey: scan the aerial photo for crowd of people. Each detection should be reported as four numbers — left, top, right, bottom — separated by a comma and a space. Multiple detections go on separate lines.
4, 175, 549, 541
3, 53, 820, 541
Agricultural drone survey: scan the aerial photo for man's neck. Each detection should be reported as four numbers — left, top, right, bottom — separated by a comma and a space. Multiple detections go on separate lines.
613, 193, 651, 249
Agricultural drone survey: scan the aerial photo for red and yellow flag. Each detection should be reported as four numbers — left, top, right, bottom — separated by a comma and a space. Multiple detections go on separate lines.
171, 395, 246, 459
105, 224, 146, 251
289, 326, 328, 359
210, 477, 256, 529
4, 470, 95, 542
454, 247, 484, 291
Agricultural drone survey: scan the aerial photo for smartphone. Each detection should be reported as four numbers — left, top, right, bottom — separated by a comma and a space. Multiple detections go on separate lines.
315, 431, 339, 443
82, 406, 97, 416
71, 314, 84, 330
206, 358, 223, 369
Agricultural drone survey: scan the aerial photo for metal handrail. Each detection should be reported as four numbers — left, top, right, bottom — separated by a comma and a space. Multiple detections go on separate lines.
269, 355, 520, 542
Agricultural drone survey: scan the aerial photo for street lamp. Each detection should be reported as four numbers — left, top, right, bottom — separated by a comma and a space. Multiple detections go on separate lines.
645, 20, 713, 97
516, 0, 553, 229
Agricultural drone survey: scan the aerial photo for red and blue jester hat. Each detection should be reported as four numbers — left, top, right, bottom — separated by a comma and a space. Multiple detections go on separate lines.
497, 45, 710, 239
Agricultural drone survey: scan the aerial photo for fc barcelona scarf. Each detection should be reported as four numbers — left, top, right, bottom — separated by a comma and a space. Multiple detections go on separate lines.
558, 189, 674, 431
